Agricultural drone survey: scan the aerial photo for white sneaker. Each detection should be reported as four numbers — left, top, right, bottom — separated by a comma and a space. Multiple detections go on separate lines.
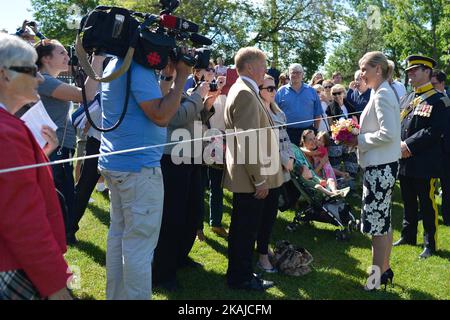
96, 182, 106, 192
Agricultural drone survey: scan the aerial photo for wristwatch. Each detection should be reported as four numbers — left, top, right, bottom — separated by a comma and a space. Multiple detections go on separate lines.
160, 74, 174, 81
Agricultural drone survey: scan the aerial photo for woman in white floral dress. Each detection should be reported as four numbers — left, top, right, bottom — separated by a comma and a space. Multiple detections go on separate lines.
345, 51, 401, 290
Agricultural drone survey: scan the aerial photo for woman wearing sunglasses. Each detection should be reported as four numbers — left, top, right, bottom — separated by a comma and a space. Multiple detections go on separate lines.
35, 39, 104, 245
0, 34, 72, 300
255, 74, 294, 273
326, 84, 359, 183
321, 79, 334, 104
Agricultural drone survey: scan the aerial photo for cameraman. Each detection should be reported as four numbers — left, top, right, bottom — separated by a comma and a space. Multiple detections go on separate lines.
98, 49, 192, 300
153, 57, 221, 290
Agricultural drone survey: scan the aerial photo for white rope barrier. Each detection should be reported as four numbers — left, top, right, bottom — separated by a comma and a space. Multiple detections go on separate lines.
0, 111, 362, 175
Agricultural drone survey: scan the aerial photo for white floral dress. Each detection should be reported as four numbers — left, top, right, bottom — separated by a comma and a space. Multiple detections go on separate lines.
361, 161, 398, 235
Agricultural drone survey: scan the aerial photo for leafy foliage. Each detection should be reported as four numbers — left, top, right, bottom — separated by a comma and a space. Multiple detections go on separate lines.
325, 0, 450, 83
29, 0, 449, 81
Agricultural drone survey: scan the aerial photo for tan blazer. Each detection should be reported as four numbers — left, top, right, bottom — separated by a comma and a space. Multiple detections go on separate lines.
223, 78, 284, 193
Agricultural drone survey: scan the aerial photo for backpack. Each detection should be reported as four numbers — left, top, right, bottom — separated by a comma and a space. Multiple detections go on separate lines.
271, 240, 313, 276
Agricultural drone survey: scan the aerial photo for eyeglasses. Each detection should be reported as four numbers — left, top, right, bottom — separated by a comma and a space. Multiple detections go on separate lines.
6, 65, 39, 77
260, 86, 277, 93
332, 91, 344, 96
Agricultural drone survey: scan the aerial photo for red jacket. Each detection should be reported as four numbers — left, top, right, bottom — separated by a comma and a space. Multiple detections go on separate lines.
0, 108, 70, 297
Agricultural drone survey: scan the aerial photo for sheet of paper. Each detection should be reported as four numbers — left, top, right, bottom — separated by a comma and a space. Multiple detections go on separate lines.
21, 101, 58, 148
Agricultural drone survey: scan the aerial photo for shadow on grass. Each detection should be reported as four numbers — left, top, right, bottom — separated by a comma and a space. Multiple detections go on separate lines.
75, 240, 106, 267
434, 249, 450, 261
88, 203, 110, 227
203, 236, 228, 258
155, 258, 439, 300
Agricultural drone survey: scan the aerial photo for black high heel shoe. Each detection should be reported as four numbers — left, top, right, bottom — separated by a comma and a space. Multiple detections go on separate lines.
380, 268, 394, 290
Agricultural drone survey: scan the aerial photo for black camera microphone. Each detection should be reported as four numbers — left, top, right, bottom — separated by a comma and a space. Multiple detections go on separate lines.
189, 33, 212, 46
160, 14, 199, 33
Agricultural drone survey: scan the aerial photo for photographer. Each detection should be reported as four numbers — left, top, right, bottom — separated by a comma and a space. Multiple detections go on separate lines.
153, 52, 221, 291
98, 48, 192, 300
183, 60, 215, 93
15, 20, 45, 45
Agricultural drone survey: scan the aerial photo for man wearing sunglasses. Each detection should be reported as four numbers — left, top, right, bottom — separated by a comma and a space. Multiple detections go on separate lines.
275, 63, 322, 145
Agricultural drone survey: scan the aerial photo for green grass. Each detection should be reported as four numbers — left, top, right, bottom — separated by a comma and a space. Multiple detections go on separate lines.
66, 181, 450, 300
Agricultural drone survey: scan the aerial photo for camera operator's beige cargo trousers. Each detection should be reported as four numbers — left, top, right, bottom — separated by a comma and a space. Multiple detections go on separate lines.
101, 167, 164, 300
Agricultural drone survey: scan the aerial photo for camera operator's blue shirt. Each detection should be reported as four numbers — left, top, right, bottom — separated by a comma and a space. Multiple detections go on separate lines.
275, 82, 322, 129
98, 58, 165, 172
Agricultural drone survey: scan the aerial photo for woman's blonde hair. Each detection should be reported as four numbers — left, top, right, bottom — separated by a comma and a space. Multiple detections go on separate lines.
309, 72, 323, 85
359, 51, 393, 80
313, 84, 324, 92
330, 84, 346, 95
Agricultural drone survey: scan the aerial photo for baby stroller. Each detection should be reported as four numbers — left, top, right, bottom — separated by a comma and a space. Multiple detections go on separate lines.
278, 144, 360, 240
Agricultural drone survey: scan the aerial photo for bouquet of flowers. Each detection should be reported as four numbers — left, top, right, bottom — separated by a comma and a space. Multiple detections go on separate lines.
330, 118, 360, 144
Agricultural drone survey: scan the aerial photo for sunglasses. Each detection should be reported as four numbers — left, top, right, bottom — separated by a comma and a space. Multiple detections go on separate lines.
7, 65, 39, 77
260, 86, 277, 93
324, 85, 333, 89
332, 91, 344, 96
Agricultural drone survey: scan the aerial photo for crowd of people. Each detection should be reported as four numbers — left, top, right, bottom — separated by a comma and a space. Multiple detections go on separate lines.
0, 19, 449, 300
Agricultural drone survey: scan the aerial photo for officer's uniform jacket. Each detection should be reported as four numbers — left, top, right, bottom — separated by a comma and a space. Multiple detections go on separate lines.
399, 83, 448, 178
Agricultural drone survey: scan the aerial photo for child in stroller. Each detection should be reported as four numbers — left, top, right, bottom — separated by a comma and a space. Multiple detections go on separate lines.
279, 144, 359, 240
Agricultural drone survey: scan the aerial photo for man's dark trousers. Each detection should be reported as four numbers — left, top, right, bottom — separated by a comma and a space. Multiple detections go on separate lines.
226, 188, 279, 286
399, 175, 439, 250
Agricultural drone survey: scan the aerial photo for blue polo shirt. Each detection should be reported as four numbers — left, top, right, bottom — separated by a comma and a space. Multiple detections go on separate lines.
275, 82, 322, 129
183, 74, 196, 93
346, 88, 372, 113
98, 58, 166, 172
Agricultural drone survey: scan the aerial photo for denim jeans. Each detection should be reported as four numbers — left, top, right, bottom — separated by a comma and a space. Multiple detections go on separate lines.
208, 167, 224, 227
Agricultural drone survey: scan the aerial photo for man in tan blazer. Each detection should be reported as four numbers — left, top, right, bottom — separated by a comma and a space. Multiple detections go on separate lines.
223, 47, 284, 291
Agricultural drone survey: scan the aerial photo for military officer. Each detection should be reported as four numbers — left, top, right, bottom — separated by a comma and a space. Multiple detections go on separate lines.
393, 55, 448, 259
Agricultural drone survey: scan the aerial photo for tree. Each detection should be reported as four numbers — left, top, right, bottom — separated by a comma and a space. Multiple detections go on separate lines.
326, 0, 450, 82
30, 0, 99, 45
30, 0, 342, 79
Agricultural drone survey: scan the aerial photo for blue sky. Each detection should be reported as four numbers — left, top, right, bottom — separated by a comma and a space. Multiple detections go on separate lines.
1, 0, 34, 33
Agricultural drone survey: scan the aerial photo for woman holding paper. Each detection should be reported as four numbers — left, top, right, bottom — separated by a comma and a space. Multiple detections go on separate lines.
35, 39, 104, 245
0, 33, 72, 300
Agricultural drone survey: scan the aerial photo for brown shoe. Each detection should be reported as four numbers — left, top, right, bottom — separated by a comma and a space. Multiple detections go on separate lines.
196, 229, 205, 241
211, 226, 228, 238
